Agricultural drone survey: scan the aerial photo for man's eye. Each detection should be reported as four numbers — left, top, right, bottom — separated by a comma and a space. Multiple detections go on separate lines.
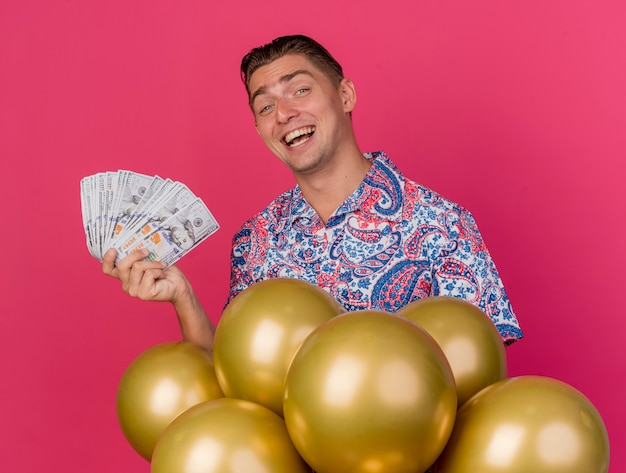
258, 104, 273, 114
295, 88, 309, 95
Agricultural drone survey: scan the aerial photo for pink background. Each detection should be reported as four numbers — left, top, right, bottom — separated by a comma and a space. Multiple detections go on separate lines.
1, 0, 624, 470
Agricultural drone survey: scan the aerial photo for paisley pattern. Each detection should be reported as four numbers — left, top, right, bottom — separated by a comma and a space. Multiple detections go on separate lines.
229, 151, 522, 343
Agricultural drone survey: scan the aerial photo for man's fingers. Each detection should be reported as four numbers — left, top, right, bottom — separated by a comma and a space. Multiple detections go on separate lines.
102, 248, 119, 277
127, 260, 155, 296
101, 246, 171, 300
127, 260, 168, 298
105, 248, 149, 280
137, 267, 169, 299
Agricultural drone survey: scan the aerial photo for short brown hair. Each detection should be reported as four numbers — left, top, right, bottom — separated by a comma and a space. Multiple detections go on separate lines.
240, 35, 344, 102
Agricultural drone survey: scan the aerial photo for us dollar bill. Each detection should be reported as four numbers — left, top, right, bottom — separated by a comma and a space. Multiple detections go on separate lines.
106, 170, 155, 249
117, 181, 198, 243
120, 177, 173, 235
80, 170, 219, 264
80, 176, 97, 258
113, 198, 219, 267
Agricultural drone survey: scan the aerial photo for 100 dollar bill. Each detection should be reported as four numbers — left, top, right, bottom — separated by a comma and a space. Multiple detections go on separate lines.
113, 198, 219, 267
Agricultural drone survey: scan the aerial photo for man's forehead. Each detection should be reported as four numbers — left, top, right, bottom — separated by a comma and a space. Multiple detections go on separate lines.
249, 55, 322, 95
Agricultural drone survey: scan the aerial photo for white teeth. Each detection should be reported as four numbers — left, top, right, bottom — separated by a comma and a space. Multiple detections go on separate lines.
284, 127, 315, 145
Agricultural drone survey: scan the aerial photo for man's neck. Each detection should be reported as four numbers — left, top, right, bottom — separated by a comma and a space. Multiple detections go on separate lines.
296, 150, 372, 224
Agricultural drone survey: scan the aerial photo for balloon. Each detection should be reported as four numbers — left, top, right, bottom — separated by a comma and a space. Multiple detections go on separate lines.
116, 341, 223, 461
433, 376, 610, 473
398, 296, 507, 405
151, 398, 312, 473
283, 310, 457, 473
214, 277, 344, 416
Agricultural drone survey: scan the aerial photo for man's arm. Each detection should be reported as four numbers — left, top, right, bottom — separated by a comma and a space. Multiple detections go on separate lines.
171, 283, 215, 350
429, 208, 522, 345
226, 222, 258, 304
102, 248, 215, 350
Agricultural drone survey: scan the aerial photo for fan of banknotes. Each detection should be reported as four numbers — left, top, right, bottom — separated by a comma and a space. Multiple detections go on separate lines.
80, 170, 219, 267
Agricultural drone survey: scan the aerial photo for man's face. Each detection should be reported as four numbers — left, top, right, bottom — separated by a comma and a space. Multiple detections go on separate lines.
248, 54, 356, 176
171, 227, 193, 250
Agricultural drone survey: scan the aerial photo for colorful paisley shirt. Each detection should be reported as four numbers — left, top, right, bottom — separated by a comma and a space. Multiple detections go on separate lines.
229, 151, 522, 344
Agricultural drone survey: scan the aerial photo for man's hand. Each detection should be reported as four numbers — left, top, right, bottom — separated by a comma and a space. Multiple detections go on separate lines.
102, 248, 215, 349
102, 248, 189, 304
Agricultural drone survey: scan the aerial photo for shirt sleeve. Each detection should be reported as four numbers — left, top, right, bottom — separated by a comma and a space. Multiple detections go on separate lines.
227, 221, 256, 305
430, 207, 523, 345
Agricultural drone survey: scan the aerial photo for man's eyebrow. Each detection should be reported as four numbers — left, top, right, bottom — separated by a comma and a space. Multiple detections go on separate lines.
250, 69, 314, 105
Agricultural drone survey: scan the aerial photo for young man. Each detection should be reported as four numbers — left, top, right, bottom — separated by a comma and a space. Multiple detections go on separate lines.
102, 35, 522, 350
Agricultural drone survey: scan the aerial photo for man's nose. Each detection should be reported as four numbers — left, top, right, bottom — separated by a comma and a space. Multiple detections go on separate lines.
276, 98, 298, 124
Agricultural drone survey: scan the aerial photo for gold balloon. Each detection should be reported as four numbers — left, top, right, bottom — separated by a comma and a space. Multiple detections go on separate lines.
398, 296, 507, 405
214, 278, 344, 416
283, 310, 457, 473
116, 341, 223, 461
433, 376, 610, 473
151, 398, 312, 473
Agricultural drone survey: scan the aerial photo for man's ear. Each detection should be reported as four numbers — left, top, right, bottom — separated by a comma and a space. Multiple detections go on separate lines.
339, 78, 357, 113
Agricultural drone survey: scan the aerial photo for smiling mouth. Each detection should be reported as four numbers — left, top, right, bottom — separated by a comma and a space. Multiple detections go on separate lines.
284, 127, 316, 147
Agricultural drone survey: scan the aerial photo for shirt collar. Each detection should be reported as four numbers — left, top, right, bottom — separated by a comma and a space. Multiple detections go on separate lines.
290, 151, 405, 226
